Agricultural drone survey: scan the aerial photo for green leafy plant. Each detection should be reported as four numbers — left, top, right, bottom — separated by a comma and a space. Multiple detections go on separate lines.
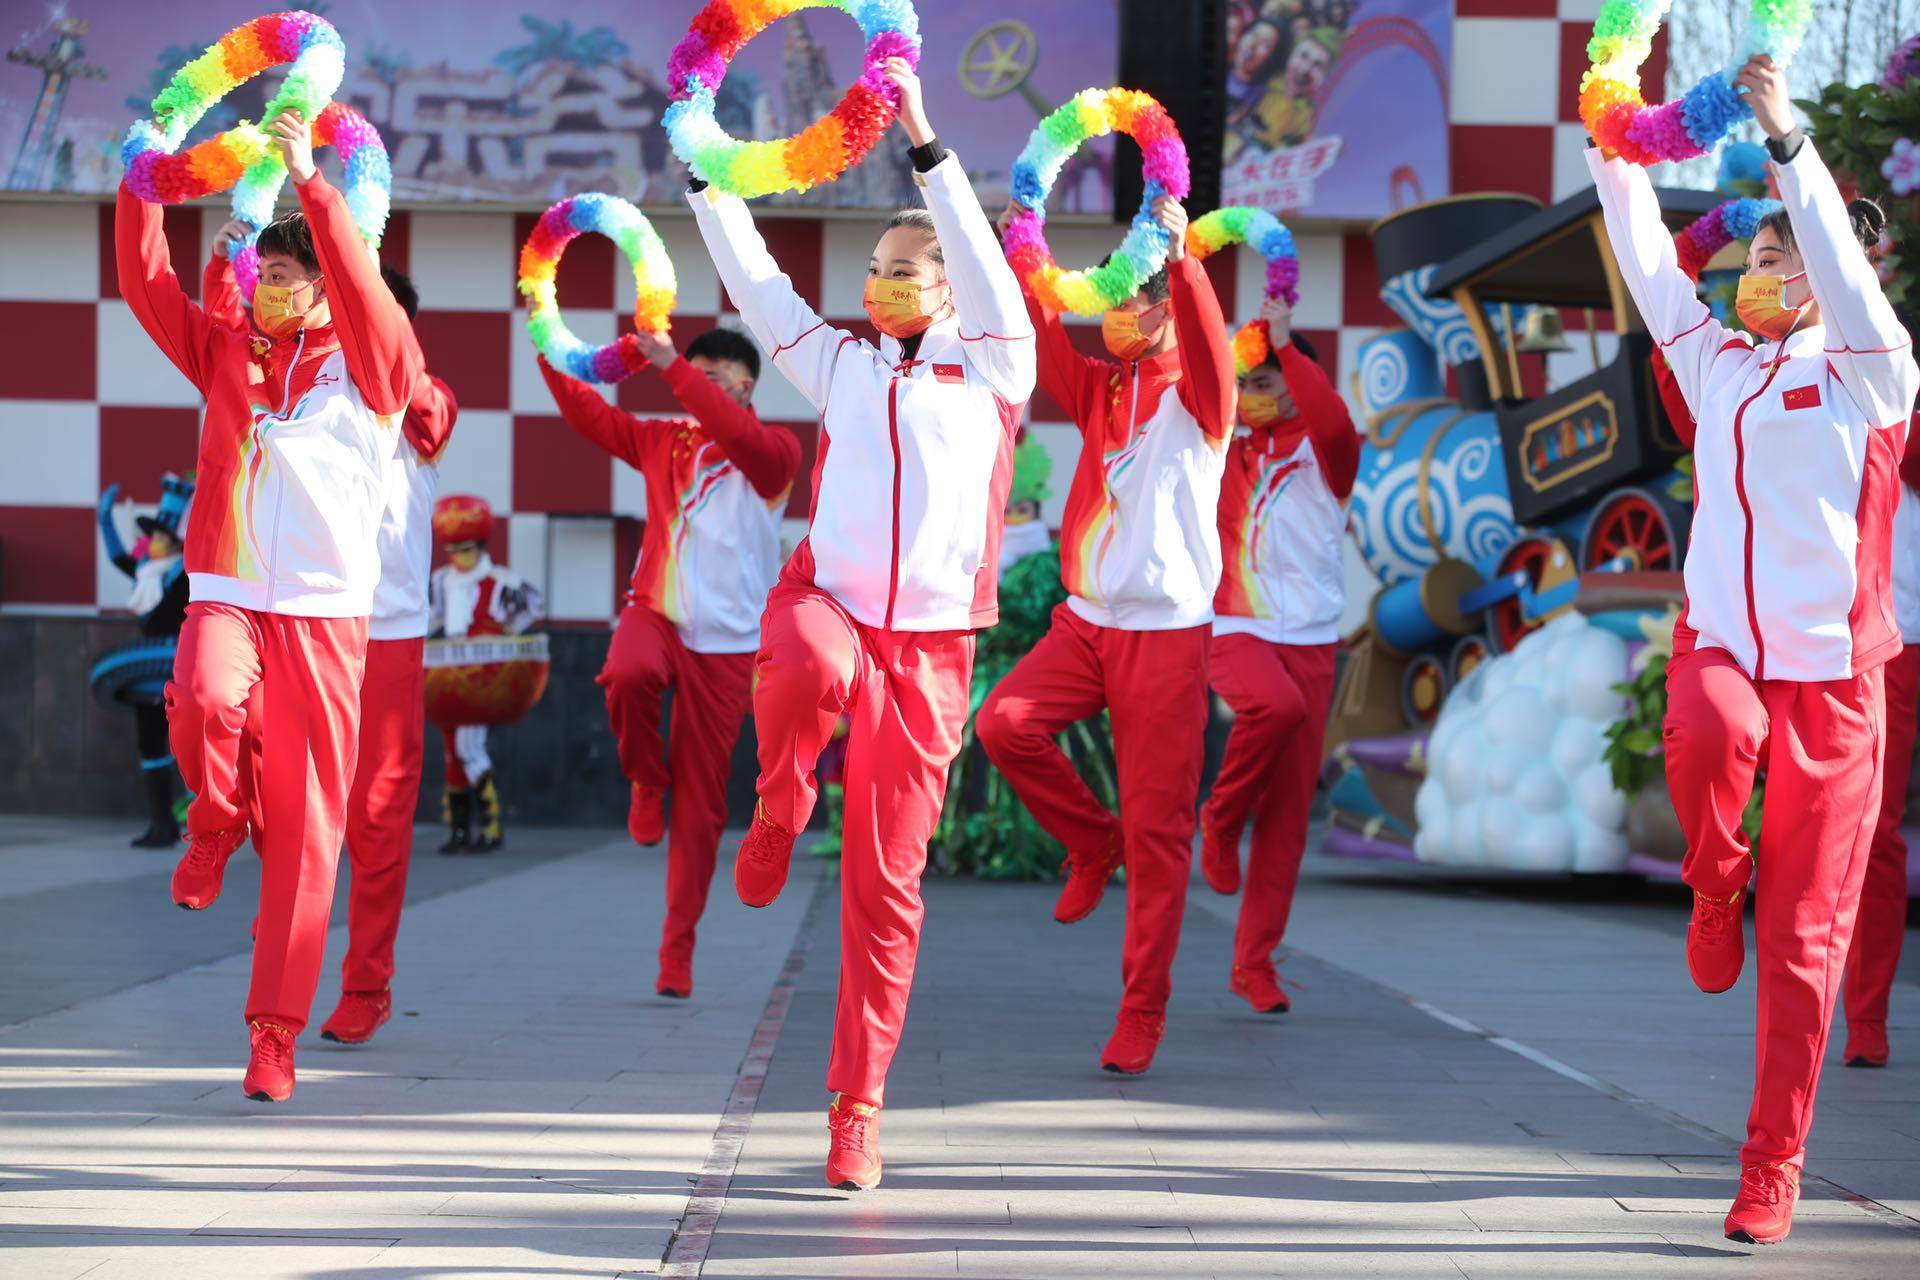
1799, 61, 1920, 306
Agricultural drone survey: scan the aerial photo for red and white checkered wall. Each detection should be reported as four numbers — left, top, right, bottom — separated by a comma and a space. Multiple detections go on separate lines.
0, 3, 1655, 621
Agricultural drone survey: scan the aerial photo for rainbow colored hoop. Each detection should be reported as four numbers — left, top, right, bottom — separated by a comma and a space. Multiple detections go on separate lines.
1186, 206, 1300, 374
664, 0, 921, 199
232, 104, 392, 302
122, 11, 345, 204
1675, 196, 1781, 280
517, 195, 677, 385
1004, 87, 1191, 317
1580, 0, 1812, 166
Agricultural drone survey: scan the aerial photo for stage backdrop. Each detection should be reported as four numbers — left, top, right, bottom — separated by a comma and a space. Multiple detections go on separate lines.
1220, 0, 1450, 219
2, 1, 1119, 211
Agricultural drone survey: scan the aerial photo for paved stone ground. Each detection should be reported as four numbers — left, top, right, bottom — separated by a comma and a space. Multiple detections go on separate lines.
0, 815, 1914, 1278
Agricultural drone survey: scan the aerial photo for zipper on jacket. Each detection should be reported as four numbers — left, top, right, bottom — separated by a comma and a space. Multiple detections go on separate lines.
883, 375, 904, 629
261, 330, 305, 609
1731, 350, 1786, 679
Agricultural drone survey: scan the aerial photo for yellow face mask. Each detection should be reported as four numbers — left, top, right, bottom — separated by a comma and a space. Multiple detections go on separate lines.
1101, 303, 1166, 361
1238, 391, 1285, 428
253, 278, 328, 340
1734, 271, 1808, 342
864, 277, 947, 339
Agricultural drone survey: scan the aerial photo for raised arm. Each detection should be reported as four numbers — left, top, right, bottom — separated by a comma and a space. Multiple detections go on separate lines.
114, 184, 220, 394
1165, 219, 1236, 444
915, 152, 1035, 404
405, 373, 459, 461
201, 218, 251, 333
1586, 148, 1732, 417
658, 354, 800, 500
688, 187, 851, 414
275, 111, 420, 418
1277, 342, 1359, 499
537, 355, 653, 472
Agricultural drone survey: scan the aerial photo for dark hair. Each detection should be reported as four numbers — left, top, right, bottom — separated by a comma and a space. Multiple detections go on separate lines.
1098, 251, 1170, 305
255, 211, 318, 273
883, 208, 943, 267
687, 326, 761, 380
380, 265, 419, 321
1256, 329, 1317, 371
1756, 198, 1887, 255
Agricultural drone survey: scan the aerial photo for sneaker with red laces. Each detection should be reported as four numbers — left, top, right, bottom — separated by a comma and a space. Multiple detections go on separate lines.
1101, 1007, 1166, 1075
1725, 1162, 1799, 1245
319, 990, 392, 1045
1053, 832, 1123, 924
243, 1020, 297, 1102
171, 826, 247, 910
735, 806, 797, 908
824, 1094, 883, 1191
1687, 890, 1746, 993
1844, 1019, 1890, 1068
1230, 964, 1291, 1013
628, 783, 665, 846
657, 956, 693, 1000
1201, 822, 1242, 896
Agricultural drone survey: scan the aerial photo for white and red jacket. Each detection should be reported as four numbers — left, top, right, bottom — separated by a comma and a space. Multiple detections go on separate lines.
430, 553, 542, 640
1590, 143, 1920, 681
116, 174, 421, 618
689, 152, 1036, 632
1033, 255, 1236, 631
202, 257, 456, 642
540, 355, 799, 653
1214, 342, 1360, 645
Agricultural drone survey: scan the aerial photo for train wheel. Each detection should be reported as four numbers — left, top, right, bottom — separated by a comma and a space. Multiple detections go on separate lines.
1400, 653, 1450, 727
1487, 535, 1575, 653
1581, 488, 1677, 571
1449, 634, 1490, 685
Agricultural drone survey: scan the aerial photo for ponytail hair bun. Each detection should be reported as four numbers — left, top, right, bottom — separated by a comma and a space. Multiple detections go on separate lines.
1848, 198, 1888, 249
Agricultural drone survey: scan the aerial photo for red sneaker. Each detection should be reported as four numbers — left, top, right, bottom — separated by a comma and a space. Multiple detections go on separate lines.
243, 1020, 296, 1102
657, 956, 693, 1000
1724, 1162, 1798, 1245
1844, 1019, 1890, 1068
628, 783, 665, 846
1100, 1007, 1166, 1075
824, 1094, 883, 1191
171, 826, 247, 910
735, 806, 796, 908
319, 990, 392, 1045
1053, 832, 1123, 924
1201, 822, 1242, 896
1687, 890, 1746, 993
1230, 964, 1291, 1013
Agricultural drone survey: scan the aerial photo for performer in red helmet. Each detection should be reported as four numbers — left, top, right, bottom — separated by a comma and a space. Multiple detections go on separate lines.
1590, 55, 1919, 1244
119, 110, 423, 1102
429, 496, 544, 853
539, 324, 800, 1001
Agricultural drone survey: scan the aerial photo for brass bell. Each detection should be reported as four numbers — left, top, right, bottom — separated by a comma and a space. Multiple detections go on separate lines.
1514, 307, 1574, 354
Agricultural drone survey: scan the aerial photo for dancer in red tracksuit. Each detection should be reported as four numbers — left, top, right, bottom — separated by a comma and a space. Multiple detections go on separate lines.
689, 59, 1034, 1190
121, 110, 422, 1102
203, 251, 458, 1046
1590, 56, 1919, 1244
1843, 421, 1920, 1068
539, 328, 800, 1000
1199, 299, 1359, 1015
976, 194, 1236, 1077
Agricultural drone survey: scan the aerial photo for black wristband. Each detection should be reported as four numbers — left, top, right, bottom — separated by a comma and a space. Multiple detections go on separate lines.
1766, 129, 1805, 164
908, 139, 947, 172
688, 177, 708, 193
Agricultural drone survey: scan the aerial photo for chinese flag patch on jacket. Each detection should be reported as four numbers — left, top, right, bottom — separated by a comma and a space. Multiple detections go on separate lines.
1783, 384, 1822, 411
933, 363, 965, 384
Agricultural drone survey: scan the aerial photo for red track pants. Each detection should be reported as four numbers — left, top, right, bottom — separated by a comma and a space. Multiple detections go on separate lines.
339, 636, 426, 996
1664, 647, 1885, 1168
167, 602, 367, 1035
1845, 644, 1918, 1030
598, 604, 755, 977
753, 580, 974, 1108
1200, 634, 1338, 970
976, 604, 1211, 1017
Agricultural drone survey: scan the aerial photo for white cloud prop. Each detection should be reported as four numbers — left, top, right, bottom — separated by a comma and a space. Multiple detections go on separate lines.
1413, 612, 1633, 872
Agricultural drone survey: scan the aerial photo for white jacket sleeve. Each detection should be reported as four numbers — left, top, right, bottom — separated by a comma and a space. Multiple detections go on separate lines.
688, 186, 852, 415
1772, 141, 1920, 429
915, 152, 1037, 404
1586, 148, 1732, 415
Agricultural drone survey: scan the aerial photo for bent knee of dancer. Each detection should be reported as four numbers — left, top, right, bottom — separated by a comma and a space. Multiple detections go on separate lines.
1662, 703, 1763, 775
973, 690, 1040, 759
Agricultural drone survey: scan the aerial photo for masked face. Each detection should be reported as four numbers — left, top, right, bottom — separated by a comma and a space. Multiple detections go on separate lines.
253, 277, 328, 339
1236, 366, 1292, 428
1734, 270, 1810, 342
1102, 302, 1169, 361
864, 277, 948, 340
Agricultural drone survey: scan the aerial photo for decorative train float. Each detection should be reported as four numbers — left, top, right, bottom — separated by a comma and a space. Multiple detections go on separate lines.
1319, 175, 1733, 877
